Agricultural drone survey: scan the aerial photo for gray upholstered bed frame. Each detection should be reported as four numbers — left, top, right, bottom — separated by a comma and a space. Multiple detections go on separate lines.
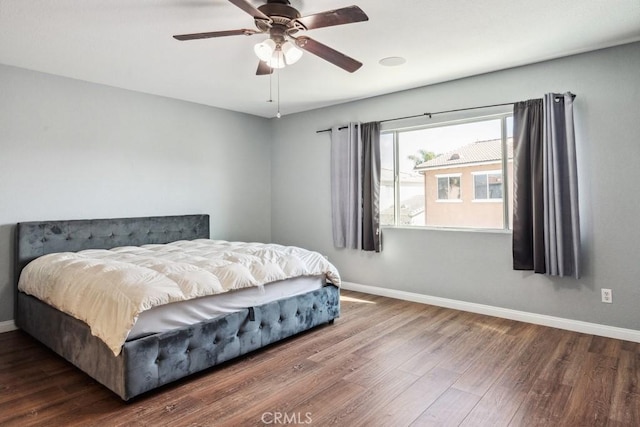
15, 214, 339, 400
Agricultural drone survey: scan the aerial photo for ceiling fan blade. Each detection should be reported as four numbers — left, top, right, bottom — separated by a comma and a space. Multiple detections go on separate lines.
228, 0, 270, 21
295, 36, 363, 73
295, 5, 368, 30
173, 29, 257, 41
256, 61, 274, 75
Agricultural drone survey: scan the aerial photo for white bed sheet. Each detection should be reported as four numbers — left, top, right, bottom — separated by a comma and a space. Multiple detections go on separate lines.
128, 275, 325, 340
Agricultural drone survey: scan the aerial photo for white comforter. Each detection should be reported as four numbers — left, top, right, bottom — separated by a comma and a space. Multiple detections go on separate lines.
18, 239, 341, 355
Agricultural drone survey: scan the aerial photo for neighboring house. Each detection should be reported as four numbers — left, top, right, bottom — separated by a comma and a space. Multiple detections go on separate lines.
414, 139, 513, 229
380, 194, 425, 226
380, 167, 424, 225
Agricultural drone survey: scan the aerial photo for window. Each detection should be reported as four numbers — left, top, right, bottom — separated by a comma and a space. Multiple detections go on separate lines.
473, 170, 503, 200
436, 174, 461, 201
380, 114, 513, 230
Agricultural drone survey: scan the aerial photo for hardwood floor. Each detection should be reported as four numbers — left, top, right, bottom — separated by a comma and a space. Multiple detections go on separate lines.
1, 290, 639, 426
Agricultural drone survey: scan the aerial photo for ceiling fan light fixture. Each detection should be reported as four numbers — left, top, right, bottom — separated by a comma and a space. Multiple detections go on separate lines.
254, 38, 276, 62
282, 40, 303, 65
266, 49, 286, 69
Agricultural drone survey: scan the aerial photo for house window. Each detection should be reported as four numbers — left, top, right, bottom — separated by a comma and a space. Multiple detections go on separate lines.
436, 174, 462, 201
473, 170, 503, 200
380, 114, 513, 230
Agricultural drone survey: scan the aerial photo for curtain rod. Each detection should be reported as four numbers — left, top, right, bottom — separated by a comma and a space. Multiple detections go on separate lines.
315, 93, 575, 134
315, 101, 515, 133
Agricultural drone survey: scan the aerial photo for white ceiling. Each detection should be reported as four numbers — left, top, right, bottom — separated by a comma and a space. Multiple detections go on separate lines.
1, 0, 639, 118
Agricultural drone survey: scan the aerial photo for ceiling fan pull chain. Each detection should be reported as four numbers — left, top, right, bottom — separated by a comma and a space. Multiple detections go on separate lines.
267, 68, 273, 103
276, 66, 281, 118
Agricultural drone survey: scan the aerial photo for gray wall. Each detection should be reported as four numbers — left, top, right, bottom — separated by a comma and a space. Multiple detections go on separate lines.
3, 43, 639, 331
0, 64, 272, 322
271, 42, 640, 331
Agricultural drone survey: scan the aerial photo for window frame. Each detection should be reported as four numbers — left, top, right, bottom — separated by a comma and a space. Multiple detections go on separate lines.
381, 112, 513, 231
472, 169, 503, 202
435, 173, 463, 202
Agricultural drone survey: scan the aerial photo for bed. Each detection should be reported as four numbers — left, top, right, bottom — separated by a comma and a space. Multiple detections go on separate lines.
14, 214, 340, 400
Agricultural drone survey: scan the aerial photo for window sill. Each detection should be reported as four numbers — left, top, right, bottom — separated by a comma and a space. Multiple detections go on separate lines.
381, 225, 512, 234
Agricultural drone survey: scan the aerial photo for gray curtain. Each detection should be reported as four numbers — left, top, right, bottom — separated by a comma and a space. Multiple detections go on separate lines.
512, 99, 545, 273
330, 122, 381, 252
361, 122, 381, 252
331, 123, 361, 249
543, 93, 581, 277
512, 93, 581, 278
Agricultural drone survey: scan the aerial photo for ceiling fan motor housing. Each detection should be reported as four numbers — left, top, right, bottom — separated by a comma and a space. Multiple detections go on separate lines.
256, 0, 304, 39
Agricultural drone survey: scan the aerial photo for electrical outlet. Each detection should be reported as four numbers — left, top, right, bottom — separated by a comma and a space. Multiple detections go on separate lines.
601, 288, 613, 303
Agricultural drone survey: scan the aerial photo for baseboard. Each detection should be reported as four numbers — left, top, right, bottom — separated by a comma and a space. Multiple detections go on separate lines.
0, 320, 17, 334
5, 284, 638, 342
342, 282, 640, 343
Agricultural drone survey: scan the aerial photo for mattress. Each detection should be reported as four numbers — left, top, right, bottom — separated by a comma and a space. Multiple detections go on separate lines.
128, 275, 324, 340
18, 239, 341, 354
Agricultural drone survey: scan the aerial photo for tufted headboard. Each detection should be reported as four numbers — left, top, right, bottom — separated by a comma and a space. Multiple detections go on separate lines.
15, 214, 210, 287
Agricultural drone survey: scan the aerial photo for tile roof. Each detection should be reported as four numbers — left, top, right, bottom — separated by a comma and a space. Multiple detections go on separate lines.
414, 138, 513, 170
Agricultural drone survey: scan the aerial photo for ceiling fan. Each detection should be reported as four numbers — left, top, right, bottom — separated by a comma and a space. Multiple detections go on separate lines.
173, 0, 369, 75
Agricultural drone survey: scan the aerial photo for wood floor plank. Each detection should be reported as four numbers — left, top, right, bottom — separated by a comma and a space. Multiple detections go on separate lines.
561, 352, 619, 426
459, 385, 528, 426
449, 330, 522, 396
508, 379, 573, 426
609, 391, 640, 425
609, 350, 640, 425
343, 329, 441, 388
613, 349, 640, 396
277, 379, 366, 427
409, 387, 481, 427
434, 318, 515, 376
494, 325, 565, 393
1, 290, 639, 426
589, 334, 623, 357
210, 352, 372, 426
307, 303, 422, 363
358, 367, 460, 427
164, 359, 324, 425
323, 368, 420, 427
362, 323, 449, 360
621, 340, 640, 353
397, 328, 475, 377
536, 330, 592, 387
